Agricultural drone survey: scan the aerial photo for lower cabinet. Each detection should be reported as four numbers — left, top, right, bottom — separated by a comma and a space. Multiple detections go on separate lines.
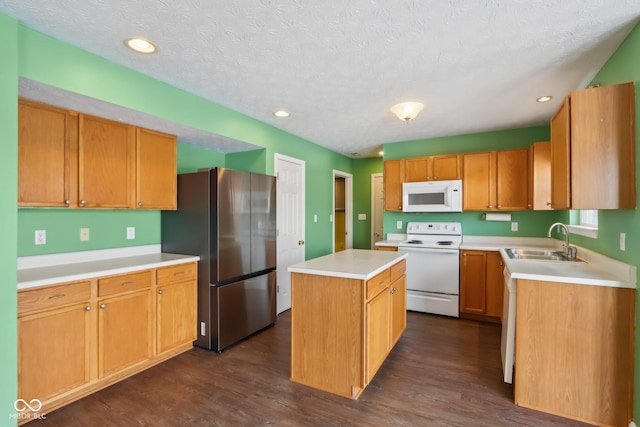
459, 250, 504, 323
17, 262, 197, 423
290, 258, 406, 399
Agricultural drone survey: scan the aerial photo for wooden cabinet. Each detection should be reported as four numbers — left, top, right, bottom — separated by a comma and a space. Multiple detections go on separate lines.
17, 262, 197, 423
383, 160, 404, 211
156, 263, 197, 354
515, 279, 635, 426
291, 257, 406, 399
18, 281, 92, 403
404, 154, 461, 182
136, 128, 177, 210
459, 250, 503, 323
529, 141, 552, 210
375, 245, 398, 252
18, 99, 76, 207
463, 149, 529, 211
550, 82, 636, 209
18, 99, 177, 210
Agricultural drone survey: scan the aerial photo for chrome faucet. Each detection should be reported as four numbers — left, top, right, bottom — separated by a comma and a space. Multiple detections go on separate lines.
547, 222, 577, 260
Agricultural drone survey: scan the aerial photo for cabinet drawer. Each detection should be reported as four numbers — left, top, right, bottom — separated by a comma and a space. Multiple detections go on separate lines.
390, 260, 406, 282
18, 281, 91, 315
156, 263, 197, 285
366, 269, 390, 300
98, 271, 151, 297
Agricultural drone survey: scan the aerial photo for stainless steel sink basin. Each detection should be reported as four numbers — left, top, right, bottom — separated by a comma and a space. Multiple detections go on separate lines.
504, 248, 584, 262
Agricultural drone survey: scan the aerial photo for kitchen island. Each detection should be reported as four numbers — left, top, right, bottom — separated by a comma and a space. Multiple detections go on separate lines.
288, 249, 407, 399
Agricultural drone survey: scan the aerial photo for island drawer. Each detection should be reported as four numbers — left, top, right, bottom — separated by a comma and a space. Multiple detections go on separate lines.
156, 262, 197, 285
366, 269, 390, 299
18, 281, 92, 315
98, 271, 152, 297
390, 260, 406, 282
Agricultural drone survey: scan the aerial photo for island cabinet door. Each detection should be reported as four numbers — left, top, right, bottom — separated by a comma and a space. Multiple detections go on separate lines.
365, 288, 390, 384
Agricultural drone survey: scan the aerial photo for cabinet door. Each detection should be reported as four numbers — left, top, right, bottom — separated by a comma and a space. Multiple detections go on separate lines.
550, 98, 571, 209
365, 288, 390, 383
79, 114, 135, 208
431, 154, 461, 180
99, 290, 152, 377
485, 252, 504, 319
156, 280, 197, 354
570, 82, 636, 209
404, 157, 429, 182
529, 141, 552, 210
459, 251, 486, 314
496, 149, 529, 210
136, 128, 177, 210
389, 275, 406, 346
18, 302, 92, 402
18, 99, 74, 207
462, 152, 495, 211
383, 160, 404, 211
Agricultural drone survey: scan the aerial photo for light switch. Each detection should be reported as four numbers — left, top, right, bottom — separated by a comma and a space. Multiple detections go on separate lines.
396, 221, 402, 229
358, 213, 366, 220
620, 233, 626, 251
314, 214, 317, 223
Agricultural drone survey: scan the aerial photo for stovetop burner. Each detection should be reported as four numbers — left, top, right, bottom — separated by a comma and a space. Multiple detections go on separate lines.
398, 221, 463, 250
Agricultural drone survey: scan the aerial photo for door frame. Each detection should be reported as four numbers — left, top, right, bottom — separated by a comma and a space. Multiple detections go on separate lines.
332, 169, 353, 252
371, 173, 384, 249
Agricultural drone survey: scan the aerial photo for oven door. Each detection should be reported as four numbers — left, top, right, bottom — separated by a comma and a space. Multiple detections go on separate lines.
398, 246, 460, 294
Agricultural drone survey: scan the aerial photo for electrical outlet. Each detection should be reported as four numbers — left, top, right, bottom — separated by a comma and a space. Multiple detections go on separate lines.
396, 221, 402, 230
80, 228, 90, 241
127, 227, 135, 240
620, 232, 626, 251
35, 230, 46, 245
511, 222, 518, 232
358, 213, 366, 220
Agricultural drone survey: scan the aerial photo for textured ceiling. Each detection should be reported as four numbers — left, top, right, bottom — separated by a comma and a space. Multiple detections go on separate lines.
3, 1, 640, 158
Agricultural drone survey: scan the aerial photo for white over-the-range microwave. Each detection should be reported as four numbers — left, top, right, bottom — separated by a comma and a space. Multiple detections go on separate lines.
402, 179, 463, 213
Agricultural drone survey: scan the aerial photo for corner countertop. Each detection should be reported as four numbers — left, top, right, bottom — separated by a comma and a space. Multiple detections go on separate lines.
18, 245, 200, 290
288, 249, 407, 280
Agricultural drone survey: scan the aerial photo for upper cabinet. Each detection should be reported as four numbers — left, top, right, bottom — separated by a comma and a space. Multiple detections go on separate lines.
550, 82, 636, 210
404, 154, 461, 182
383, 160, 404, 211
18, 99, 177, 210
529, 141, 552, 210
463, 149, 529, 211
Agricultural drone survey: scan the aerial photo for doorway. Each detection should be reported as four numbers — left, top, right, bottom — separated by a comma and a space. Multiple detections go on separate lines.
275, 154, 305, 314
371, 173, 384, 248
333, 170, 353, 253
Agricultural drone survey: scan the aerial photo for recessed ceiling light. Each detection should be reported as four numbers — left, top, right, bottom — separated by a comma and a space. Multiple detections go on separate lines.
536, 95, 552, 103
125, 38, 157, 54
273, 110, 290, 118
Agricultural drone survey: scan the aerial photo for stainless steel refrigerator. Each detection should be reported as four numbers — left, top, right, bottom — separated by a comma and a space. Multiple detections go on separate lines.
161, 168, 276, 352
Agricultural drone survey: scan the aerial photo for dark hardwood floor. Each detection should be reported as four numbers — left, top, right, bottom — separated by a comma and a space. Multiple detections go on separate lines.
37, 311, 591, 426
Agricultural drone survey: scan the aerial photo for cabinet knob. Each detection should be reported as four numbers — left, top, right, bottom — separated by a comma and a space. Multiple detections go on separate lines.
65, 199, 71, 206
85, 306, 92, 311
463, 253, 467, 256
527, 204, 532, 208
546, 202, 551, 206
497, 205, 502, 209
390, 287, 397, 294
80, 200, 86, 206
138, 202, 143, 207
487, 205, 493, 209
100, 303, 107, 309
158, 289, 163, 295
433, 176, 437, 180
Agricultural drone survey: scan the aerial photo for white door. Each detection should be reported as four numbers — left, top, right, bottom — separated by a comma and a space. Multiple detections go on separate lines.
275, 154, 305, 314
371, 173, 384, 248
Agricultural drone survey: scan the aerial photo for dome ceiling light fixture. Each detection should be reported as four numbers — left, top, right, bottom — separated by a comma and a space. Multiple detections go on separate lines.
273, 110, 290, 118
390, 101, 425, 122
125, 38, 157, 54
536, 95, 553, 103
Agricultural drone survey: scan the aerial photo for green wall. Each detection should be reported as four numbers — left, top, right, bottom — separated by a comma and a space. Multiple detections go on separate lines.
352, 157, 384, 249
578, 22, 640, 419
380, 125, 564, 236
15, 25, 353, 260
0, 13, 18, 426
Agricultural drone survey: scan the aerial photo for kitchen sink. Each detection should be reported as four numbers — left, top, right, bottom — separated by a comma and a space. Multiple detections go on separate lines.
504, 248, 584, 262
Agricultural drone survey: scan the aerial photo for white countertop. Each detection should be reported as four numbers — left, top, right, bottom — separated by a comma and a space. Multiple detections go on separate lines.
18, 245, 199, 290
288, 249, 407, 280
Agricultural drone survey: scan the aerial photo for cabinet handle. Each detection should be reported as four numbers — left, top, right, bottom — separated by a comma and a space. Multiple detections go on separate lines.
100, 303, 107, 309
174, 272, 185, 277
80, 200, 86, 206
138, 202, 143, 207
48, 294, 66, 300
65, 199, 71, 206
158, 289, 164, 295
121, 281, 134, 286
85, 306, 92, 311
